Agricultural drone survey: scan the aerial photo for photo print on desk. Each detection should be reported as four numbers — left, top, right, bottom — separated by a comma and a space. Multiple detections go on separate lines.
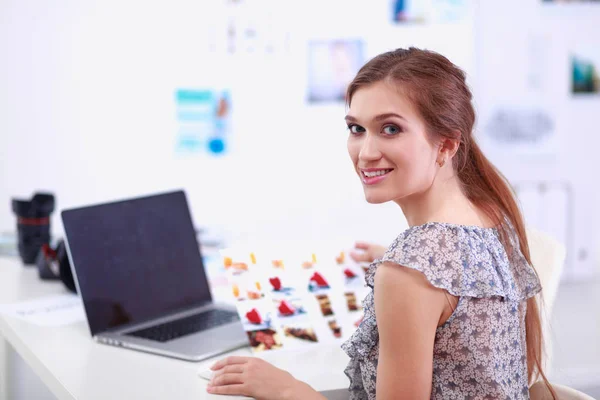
334, 249, 368, 290
224, 252, 266, 301
237, 299, 273, 330
236, 298, 284, 352
246, 328, 284, 352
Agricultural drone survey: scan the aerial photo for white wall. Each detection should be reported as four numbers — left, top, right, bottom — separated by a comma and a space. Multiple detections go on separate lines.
1, 0, 597, 276
475, 0, 600, 278
0, 0, 475, 250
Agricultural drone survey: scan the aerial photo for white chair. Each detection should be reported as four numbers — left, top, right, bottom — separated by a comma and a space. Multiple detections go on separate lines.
530, 380, 596, 400
526, 227, 567, 373
526, 227, 567, 317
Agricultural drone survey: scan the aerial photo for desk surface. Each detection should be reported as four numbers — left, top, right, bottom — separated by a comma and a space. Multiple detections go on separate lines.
0, 257, 349, 400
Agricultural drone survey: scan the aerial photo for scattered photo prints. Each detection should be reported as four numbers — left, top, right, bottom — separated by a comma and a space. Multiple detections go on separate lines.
221, 247, 373, 352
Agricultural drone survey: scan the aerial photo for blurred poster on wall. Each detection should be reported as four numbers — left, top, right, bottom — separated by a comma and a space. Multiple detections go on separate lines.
206, 0, 291, 56
483, 106, 556, 154
542, 0, 600, 3
571, 44, 600, 95
479, 32, 562, 157
307, 40, 365, 103
392, 0, 428, 22
174, 89, 232, 156
391, 0, 471, 23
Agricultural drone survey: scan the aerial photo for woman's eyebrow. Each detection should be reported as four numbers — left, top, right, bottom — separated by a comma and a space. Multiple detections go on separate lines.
344, 113, 407, 123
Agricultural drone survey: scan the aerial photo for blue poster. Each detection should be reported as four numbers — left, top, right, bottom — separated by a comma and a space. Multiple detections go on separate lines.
175, 89, 231, 155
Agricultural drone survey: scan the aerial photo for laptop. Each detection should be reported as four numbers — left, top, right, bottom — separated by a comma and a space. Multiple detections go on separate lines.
61, 190, 248, 361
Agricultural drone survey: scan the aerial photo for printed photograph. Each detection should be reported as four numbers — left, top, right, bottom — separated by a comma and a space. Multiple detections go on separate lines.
246, 328, 283, 352
307, 270, 332, 293
230, 277, 265, 302
273, 297, 308, 319
282, 323, 319, 345
327, 319, 343, 339
315, 294, 334, 317
344, 292, 361, 312
335, 250, 366, 289
237, 300, 274, 331
267, 274, 295, 296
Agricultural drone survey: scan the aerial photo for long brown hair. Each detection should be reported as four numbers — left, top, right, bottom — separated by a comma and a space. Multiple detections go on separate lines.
347, 47, 553, 394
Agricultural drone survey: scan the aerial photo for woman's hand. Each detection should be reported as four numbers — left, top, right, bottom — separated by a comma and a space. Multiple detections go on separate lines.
350, 242, 386, 264
207, 356, 323, 400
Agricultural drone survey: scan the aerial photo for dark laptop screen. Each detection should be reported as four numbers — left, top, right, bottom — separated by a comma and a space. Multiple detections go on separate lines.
62, 191, 212, 336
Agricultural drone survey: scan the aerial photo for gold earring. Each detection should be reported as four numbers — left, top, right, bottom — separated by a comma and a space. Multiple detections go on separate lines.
437, 159, 445, 167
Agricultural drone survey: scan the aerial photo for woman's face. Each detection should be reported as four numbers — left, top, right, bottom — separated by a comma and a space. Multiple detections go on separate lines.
346, 81, 440, 204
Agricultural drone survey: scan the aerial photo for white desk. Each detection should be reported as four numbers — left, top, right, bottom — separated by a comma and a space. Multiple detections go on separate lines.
0, 257, 350, 400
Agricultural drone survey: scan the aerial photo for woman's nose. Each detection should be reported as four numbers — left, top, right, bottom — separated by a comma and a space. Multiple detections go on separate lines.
358, 134, 382, 162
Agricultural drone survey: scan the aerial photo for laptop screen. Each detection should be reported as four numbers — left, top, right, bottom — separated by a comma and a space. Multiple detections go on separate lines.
62, 191, 213, 336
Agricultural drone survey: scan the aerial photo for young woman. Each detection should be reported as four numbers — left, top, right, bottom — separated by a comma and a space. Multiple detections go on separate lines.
206, 48, 554, 399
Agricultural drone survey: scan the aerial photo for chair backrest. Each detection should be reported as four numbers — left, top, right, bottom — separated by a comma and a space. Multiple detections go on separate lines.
525, 227, 567, 372
530, 381, 595, 400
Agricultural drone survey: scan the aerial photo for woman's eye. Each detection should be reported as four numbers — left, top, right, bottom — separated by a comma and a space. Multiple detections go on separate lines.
348, 124, 365, 135
382, 125, 401, 135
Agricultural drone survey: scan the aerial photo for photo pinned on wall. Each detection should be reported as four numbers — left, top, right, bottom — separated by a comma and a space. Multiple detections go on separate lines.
391, 0, 427, 23
571, 45, 600, 94
484, 108, 555, 148
391, 0, 472, 24
207, 0, 291, 56
429, 0, 472, 23
307, 40, 365, 103
174, 88, 231, 156
542, 0, 600, 3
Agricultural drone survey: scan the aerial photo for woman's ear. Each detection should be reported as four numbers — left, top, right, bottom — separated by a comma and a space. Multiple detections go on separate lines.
439, 135, 460, 161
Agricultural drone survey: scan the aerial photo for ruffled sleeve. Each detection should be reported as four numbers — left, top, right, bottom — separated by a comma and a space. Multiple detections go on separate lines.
365, 222, 541, 301
342, 222, 541, 365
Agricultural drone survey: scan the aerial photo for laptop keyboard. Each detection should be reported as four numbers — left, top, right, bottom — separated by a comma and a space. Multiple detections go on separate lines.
127, 309, 239, 343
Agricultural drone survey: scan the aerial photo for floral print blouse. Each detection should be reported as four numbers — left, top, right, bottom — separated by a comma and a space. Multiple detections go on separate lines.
341, 222, 542, 400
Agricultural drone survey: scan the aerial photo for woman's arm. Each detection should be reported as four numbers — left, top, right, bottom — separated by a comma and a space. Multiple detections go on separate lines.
374, 262, 448, 399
